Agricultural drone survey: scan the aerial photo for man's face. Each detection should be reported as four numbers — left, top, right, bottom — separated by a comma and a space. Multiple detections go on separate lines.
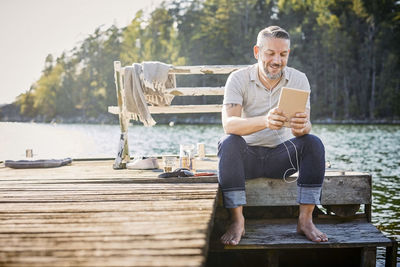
254, 37, 290, 80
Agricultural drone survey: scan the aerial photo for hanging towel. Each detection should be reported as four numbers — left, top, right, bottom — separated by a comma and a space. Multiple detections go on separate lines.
124, 64, 156, 126
124, 62, 175, 126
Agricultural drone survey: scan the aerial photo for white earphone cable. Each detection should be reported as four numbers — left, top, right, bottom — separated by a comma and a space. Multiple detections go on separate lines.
267, 87, 299, 183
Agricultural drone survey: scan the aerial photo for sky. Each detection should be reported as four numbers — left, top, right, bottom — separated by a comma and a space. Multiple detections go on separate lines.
0, 0, 164, 105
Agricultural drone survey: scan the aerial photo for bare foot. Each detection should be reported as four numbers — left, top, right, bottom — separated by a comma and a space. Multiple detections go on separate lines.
297, 219, 328, 242
220, 215, 245, 245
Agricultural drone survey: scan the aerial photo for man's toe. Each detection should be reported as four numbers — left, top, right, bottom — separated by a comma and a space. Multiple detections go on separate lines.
311, 234, 322, 242
229, 239, 238, 245
320, 234, 328, 242
231, 234, 242, 245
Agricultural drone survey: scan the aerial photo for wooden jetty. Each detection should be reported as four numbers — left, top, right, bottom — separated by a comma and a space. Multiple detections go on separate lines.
0, 159, 219, 267
0, 158, 397, 266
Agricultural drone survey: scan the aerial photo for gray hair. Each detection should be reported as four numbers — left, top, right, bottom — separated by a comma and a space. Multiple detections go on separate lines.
256, 26, 290, 48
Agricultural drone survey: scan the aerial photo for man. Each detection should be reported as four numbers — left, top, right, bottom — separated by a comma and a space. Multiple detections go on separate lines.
218, 26, 328, 245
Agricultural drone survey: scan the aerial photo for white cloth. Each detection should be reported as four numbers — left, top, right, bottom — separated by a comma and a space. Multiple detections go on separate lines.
124, 61, 175, 126
124, 64, 156, 126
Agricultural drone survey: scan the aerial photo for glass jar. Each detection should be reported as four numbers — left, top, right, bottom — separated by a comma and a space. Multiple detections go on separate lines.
179, 144, 195, 171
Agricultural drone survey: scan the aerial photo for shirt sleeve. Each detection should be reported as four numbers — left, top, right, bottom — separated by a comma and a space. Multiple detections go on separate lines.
223, 71, 244, 105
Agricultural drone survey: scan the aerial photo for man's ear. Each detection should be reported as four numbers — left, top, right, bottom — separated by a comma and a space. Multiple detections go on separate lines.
253, 45, 259, 60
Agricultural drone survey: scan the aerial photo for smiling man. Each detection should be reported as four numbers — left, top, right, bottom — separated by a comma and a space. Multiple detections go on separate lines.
218, 26, 327, 245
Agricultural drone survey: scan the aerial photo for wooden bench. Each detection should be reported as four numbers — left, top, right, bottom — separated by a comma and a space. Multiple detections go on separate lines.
108, 62, 397, 266
108, 61, 245, 169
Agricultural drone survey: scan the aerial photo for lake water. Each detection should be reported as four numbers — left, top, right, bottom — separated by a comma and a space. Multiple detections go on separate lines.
0, 122, 399, 263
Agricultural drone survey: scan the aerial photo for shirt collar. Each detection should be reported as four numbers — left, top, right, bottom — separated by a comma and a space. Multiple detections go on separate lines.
282, 67, 289, 81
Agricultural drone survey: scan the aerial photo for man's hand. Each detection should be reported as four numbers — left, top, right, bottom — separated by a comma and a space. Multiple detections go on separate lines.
266, 108, 287, 130
290, 112, 310, 136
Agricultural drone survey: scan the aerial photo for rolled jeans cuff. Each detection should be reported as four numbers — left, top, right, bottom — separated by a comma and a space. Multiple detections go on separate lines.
297, 186, 322, 204
222, 190, 246, 208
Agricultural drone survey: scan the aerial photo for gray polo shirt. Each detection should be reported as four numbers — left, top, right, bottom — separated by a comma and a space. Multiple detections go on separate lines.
223, 64, 311, 147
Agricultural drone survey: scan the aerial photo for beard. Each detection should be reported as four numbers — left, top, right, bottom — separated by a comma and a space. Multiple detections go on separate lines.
263, 64, 283, 80
265, 69, 282, 80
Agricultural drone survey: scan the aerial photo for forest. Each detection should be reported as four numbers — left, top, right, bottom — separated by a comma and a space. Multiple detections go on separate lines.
10, 0, 400, 122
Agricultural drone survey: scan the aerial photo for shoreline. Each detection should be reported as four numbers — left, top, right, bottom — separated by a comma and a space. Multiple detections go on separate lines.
1, 104, 400, 125
2, 102, 400, 125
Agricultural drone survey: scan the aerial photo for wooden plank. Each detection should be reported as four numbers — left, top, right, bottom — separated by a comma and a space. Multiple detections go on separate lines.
113, 61, 130, 169
0, 189, 217, 202
0, 224, 209, 235
0, 198, 216, 212
241, 175, 371, 206
0, 255, 204, 267
0, 231, 204, 244
0, 256, 205, 267
322, 174, 371, 205
0, 249, 205, 258
168, 65, 247, 75
0, 171, 365, 184
165, 87, 224, 96
118, 65, 246, 75
360, 247, 376, 267
224, 218, 392, 250
109, 104, 223, 115
0, 178, 219, 186
0, 210, 211, 221
0, 231, 207, 240
0, 186, 217, 192
149, 104, 222, 114
0, 159, 218, 178
0, 156, 219, 183
385, 237, 398, 267
267, 250, 279, 267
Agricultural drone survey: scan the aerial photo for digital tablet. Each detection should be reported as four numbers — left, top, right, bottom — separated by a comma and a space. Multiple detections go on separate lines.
277, 87, 310, 127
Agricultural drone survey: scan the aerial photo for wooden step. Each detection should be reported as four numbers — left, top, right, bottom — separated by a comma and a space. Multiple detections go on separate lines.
209, 218, 397, 266
223, 218, 392, 250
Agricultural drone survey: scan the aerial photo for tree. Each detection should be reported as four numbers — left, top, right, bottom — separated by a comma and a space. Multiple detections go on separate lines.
12, 0, 400, 121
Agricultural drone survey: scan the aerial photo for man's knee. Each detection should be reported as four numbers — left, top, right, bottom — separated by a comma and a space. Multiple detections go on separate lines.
298, 134, 325, 152
218, 134, 247, 154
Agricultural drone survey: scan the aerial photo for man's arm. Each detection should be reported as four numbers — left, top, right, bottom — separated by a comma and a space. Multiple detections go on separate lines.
290, 108, 312, 136
222, 103, 287, 136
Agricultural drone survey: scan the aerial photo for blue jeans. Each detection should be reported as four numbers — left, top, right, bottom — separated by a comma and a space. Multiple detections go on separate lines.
217, 134, 325, 208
